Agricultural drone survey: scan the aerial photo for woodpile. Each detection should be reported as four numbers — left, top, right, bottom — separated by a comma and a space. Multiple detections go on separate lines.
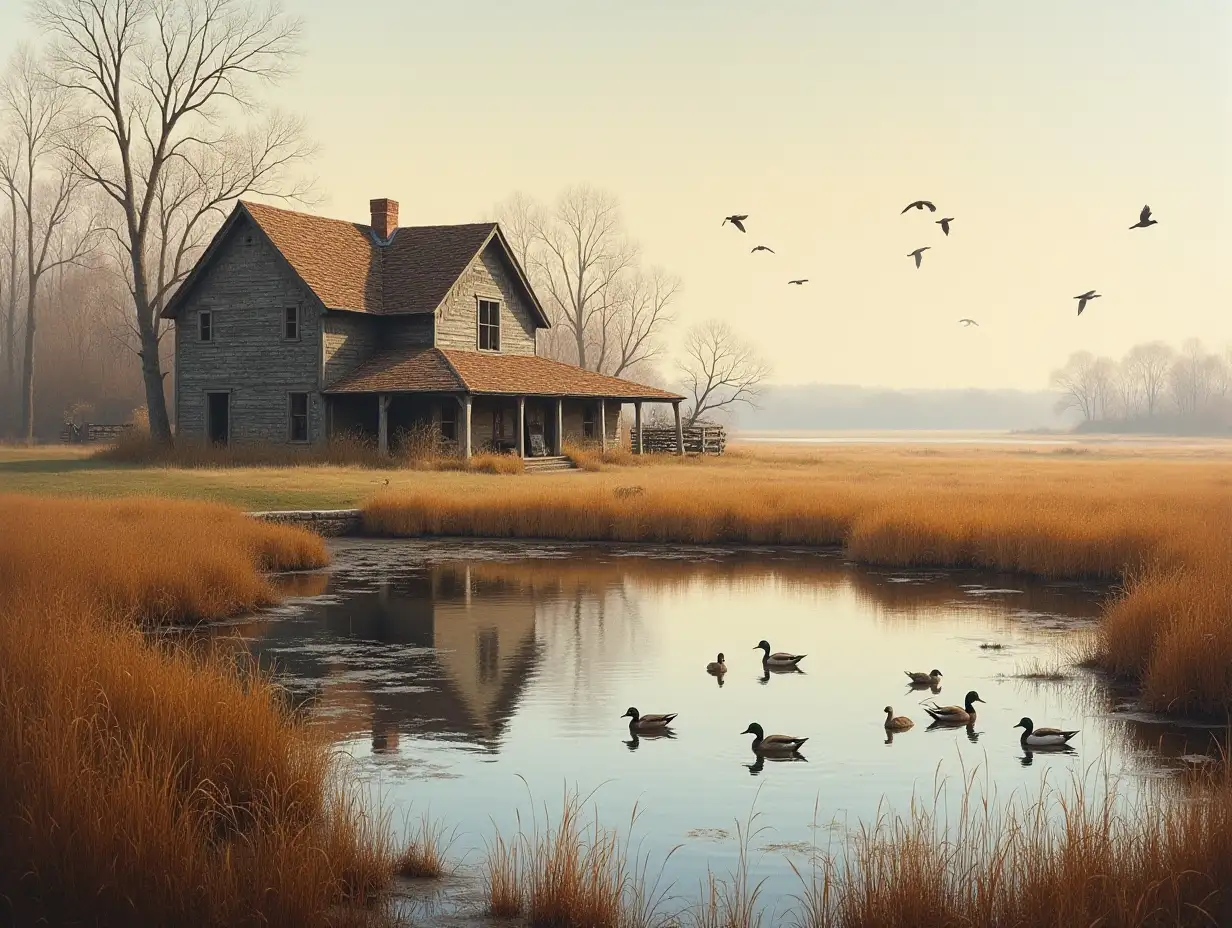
637, 425, 726, 455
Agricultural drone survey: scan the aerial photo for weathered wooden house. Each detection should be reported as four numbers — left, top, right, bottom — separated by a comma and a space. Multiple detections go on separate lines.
163, 198, 683, 456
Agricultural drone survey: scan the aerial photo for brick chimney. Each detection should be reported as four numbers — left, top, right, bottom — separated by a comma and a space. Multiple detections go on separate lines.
369, 198, 399, 240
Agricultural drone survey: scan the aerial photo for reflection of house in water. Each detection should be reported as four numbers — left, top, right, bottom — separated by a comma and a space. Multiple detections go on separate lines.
251, 564, 540, 753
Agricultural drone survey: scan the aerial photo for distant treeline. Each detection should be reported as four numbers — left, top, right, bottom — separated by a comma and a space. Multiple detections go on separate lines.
726, 384, 1073, 432
1051, 340, 1232, 436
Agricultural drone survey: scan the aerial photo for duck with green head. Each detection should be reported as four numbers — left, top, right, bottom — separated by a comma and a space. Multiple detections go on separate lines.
741, 722, 808, 755
923, 690, 984, 724
1014, 716, 1079, 748
622, 707, 677, 732
754, 640, 805, 669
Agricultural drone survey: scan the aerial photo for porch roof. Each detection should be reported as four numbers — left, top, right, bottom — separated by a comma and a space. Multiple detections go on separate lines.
324, 347, 682, 402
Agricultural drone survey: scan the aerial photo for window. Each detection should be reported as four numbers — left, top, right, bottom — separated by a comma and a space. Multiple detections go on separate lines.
478, 298, 500, 351
198, 310, 213, 342
582, 405, 595, 439
284, 306, 299, 340
288, 392, 309, 443
440, 404, 457, 442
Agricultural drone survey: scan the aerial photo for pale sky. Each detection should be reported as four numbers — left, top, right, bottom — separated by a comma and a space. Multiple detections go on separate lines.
3, 1, 1229, 389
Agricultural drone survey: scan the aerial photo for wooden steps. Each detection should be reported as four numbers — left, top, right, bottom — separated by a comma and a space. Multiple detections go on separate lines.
522, 455, 577, 474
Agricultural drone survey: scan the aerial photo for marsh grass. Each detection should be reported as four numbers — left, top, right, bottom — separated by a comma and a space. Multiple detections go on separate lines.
395, 811, 457, 879
480, 783, 680, 928
0, 495, 392, 926
688, 803, 768, 928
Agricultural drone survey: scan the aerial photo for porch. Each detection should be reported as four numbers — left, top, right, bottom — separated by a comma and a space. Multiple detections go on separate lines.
326, 391, 684, 459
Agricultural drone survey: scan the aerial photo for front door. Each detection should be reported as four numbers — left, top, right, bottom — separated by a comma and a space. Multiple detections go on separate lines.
206, 391, 230, 446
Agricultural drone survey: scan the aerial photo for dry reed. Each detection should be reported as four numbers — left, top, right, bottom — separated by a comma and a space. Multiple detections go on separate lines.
362, 448, 1232, 716
394, 812, 455, 879
0, 495, 392, 926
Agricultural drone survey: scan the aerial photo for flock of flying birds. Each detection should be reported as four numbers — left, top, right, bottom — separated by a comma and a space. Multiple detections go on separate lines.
721, 201, 1160, 327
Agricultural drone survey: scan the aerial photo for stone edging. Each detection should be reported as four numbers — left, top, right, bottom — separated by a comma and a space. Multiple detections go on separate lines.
247, 509, 363, 537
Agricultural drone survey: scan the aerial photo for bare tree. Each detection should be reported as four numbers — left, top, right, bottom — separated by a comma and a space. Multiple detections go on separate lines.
678, 320, 771, 427
593, 267, 680, 378
1123, 341, 1173, 418
1, 46, 99, 442
530, 185, 637, 371
0, 154, 18, 430
35, 0, 312, 444
1050, 351, 1101, 422
1169, 338, 1212, 417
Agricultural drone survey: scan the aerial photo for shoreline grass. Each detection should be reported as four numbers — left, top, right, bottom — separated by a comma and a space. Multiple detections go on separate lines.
0, 495, 392, 926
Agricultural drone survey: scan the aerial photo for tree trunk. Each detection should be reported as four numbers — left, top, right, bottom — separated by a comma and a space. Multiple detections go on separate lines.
138, 320, 173, 444
574, 323, 587, 371
19, 290, 35, 443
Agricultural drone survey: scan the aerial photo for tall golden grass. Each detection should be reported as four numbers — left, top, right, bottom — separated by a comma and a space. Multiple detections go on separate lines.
363, 448, 1232, 717
0, 495, 392, 926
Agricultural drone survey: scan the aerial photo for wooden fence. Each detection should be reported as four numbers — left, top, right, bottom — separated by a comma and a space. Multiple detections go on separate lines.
638, 425, 726, 455
59, 422, 135, 444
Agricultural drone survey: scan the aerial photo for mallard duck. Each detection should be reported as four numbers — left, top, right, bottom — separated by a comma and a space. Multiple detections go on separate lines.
883, 707, 914, 731
923, 690, 984, 724
754, 639, 805, 669
741, 722, 808, 754
706, 653, 727, 675
905, 669, 943, 686
622, 707, 677, 732
1014, 717, 1079, 748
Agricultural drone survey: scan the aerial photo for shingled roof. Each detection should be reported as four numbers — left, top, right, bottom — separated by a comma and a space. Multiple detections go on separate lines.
325, 347, 682, 401
163, 200, 548, 323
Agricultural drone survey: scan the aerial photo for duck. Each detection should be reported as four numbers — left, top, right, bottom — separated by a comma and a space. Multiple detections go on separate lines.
904, 669, 943, 686
883, 707, 914, 731
754, 640, 806, 669
621, 707, 677, 732
1014, 717, 1079, 748
923, 690, 984, 724
706, 653, 727, 675
741, 722, 808, 755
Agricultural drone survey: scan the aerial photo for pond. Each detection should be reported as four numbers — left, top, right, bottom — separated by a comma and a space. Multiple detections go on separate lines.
217, 539, 1223, 923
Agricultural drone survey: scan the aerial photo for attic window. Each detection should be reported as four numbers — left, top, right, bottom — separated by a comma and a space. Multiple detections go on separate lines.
477, 298, 500, 351
245, 234, 253, 246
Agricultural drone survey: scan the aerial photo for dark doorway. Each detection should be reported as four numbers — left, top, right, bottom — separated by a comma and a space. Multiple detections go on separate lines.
206, 392, 230, 445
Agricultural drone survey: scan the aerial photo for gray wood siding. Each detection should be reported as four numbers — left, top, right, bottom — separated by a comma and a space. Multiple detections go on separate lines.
323, 314, 433, 388
174, 215, 325, 445
435, 242, 538, 355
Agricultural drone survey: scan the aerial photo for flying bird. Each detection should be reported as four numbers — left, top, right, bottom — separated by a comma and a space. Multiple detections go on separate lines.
908, 247, 930, 268
1074, 290, 1101, 316
936, 217, 954, 236
722, 214, 748, 232
788, 278, 808, 285
958, 318, 978, 327
751, 245, 775, 254
901, 200, 936, 214
1129, 205, 1157, 229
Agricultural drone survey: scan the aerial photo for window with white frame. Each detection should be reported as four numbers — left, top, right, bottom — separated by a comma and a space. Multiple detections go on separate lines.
284, 305, 299, 340
478, 298, 500, 351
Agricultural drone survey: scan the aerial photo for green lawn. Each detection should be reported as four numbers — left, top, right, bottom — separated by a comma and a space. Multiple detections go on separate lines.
0, 446, 401, 510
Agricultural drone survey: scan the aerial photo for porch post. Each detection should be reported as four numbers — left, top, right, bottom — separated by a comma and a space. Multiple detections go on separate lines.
378, 393, 391, 457
672, 400, 684, 456
554, 398, 564, 455
462, 394, 473, 459
516, 397, 526, 458
598, 399, 607, 452
634, 401, 643, 455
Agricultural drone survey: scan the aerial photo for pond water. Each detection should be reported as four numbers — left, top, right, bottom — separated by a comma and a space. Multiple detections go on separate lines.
218, 539, 1223, 922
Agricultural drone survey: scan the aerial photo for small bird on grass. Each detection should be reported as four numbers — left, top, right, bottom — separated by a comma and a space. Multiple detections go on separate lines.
788, 278, 808, 285
1129, 205, 1157, 230
909, 247, 930, 268
751, 245, 775, 254
722, 214, 748, 232
1074, 290, 1101, 316
936, 217, 954, 236
901, 200, 936, 213
958, 318, 979, 327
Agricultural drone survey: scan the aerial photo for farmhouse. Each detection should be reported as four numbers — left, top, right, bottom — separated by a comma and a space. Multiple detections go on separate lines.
163, 198, 683, 457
